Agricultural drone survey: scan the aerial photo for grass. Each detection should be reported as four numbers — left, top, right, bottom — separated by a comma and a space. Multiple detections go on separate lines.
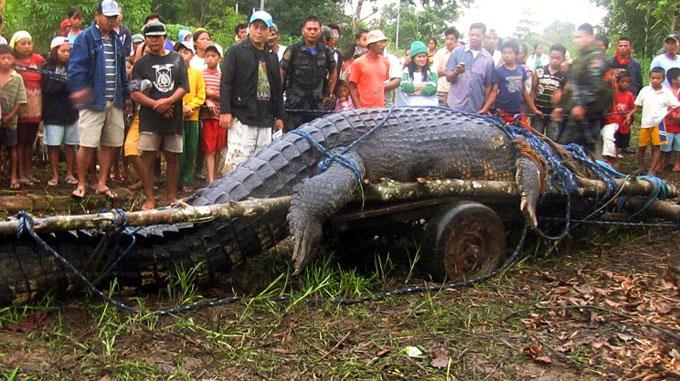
0, 223, 677, 379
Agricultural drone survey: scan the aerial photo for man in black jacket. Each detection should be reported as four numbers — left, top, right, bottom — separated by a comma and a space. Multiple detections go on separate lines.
220, 10, 285, 169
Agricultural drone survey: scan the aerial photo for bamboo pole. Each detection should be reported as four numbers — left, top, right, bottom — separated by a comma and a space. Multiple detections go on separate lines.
0, 177, 677, 235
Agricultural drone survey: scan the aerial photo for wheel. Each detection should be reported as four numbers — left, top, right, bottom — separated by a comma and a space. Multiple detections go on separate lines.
420, 202, 506, 281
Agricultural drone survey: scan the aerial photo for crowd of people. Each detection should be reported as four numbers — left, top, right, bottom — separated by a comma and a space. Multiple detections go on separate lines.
0, 0, 679, 210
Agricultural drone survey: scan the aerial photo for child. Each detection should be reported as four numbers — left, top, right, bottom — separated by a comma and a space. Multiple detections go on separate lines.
66, 7, 84, 45
11, 30, 45, 185
122, 56, 145, 190
0, 44, 27, 190
660, 67, 680, 172
334, 80, 354, 111
41, 36, 79, 186
601, 70, 635, 167
479, 39, 542, 125
531, 43, 567, 138
176, 40, 206, 188
200, 42, 224, 185
632, 67, 680, 175
395, 41, 438, 107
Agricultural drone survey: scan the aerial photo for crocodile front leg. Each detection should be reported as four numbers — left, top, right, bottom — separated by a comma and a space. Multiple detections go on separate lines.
287, 152, 365, 274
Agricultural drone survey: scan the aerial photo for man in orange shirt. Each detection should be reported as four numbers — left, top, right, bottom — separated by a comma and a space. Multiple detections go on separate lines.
348, 30, 393, 108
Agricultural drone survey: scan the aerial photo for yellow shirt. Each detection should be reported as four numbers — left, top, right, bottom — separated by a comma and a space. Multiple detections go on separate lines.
183, 67, 206, 121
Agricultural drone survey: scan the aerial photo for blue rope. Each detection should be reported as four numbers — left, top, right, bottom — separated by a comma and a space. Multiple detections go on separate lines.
15, 211, 139, 313
291, 106, 397, 181
291, 130, 364, 182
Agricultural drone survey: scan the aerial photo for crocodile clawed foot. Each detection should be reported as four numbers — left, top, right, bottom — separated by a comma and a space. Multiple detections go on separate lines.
520, 196, 539, 228
291, 219, 323, 275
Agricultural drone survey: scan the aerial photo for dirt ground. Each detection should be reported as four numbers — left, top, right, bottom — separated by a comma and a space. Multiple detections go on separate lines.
0, 149, 679, 380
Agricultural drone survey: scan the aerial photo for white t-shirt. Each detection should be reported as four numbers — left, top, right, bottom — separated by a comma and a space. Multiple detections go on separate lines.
190, 55, 206, 71
432, 46, 453, 94
635, 85, 680, 128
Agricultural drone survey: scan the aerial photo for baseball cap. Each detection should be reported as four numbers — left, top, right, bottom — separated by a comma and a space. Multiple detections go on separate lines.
664, 33, 679, 43
178, 29, 192, 43
60, 19, 72, 30
143, 21, 167, 37
97, 0, 121, 17
50, 36, 69, 50
175, 40, 195, 53
205, 42, 223, 57
249, 11, 273, 28
131, 34, 144, 44
366, 30, 387, 45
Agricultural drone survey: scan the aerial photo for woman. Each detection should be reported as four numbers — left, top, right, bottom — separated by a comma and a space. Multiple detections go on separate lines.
396, 41, 438, 107
427, 38, 437, 65
190, 28, 211, 70
41, 36, 79, 186
11, 30, 44, 185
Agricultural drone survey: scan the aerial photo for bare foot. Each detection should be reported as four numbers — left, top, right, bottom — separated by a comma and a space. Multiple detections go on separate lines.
141, 200, 155, 210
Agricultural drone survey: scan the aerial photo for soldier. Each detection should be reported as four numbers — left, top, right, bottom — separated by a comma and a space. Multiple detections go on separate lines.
558, 23, 612, 155
281, 15, 337, 131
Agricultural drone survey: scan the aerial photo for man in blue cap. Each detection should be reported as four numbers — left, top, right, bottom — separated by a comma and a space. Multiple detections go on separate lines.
220, 11, 285, 169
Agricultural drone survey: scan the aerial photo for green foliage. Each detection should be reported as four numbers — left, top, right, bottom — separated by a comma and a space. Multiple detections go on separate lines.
264, 0, 351, 44
5, 0, 151, 52
596, 0, 680, 59
376, 1, 460, 52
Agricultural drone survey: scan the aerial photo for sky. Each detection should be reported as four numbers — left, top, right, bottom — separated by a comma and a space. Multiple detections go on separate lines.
451, 0, 609, 38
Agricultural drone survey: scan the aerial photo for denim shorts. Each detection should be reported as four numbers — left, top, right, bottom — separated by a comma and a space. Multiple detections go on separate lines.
661, 132, 680, 152
44, 122, 79, 146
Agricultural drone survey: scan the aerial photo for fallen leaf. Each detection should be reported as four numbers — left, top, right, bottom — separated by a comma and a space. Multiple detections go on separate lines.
670, 358, 680, 371
429, 345, 449, 369
616, 333, 633, 343
551, 286, 571, 295
404, 346, 425, 359
535, 355, 553, 364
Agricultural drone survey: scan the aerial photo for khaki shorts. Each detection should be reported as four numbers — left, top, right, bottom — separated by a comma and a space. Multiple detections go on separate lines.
139, 132, 183, 153
78, 101, 125, 148
123, 110, 140, 157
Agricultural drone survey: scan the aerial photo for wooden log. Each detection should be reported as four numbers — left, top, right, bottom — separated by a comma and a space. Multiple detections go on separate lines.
0, 177, 676, 235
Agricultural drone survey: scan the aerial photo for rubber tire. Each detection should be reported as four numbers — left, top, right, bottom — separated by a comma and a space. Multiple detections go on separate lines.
420, 202, 506, 282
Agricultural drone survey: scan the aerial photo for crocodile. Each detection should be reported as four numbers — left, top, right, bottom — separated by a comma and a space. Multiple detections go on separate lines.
0, 107, 542, 306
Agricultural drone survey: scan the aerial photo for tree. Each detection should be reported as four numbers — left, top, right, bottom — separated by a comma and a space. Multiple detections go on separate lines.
541, 20, 577, 57
513, 8, 540, 48
595, 0, 680, 59
4, 0, 151, 51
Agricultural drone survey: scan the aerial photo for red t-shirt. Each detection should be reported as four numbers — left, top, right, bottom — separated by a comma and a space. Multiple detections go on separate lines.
349, 54, 389, 108
14, 53, 45, 124
604, 89, 635, 134
664, 87, 680, 133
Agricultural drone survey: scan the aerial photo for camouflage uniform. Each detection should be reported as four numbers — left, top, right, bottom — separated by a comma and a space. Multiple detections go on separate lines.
558, 43, 613, 155
281, 40, 336, 131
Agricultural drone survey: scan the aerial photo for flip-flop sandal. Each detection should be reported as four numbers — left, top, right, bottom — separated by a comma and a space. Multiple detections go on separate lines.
71, 187, 86, 199
47, 179, 59, 187
18, 178, 33, 186
96, 188, 118, 200
65, 176, 78, 185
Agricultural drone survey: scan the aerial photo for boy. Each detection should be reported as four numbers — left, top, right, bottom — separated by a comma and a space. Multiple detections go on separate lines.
632, 67, 680, 175
0, 44, 27, 190
660, 67, 680, 172
175, 40, 205, 189
479, 39, 541, 125
130, 21, 188, 210
602, 70, 635, 167
531, 43, 567, 138
200, 42, 223, 185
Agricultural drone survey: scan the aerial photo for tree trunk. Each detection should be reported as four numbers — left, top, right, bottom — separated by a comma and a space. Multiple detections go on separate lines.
0, 177, 676, 235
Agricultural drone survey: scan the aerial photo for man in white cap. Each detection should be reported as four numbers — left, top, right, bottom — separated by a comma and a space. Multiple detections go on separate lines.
650, 34, 680, 87
348, 29, 391, 108
220, 11, 285, 169
68, 0, 129, 199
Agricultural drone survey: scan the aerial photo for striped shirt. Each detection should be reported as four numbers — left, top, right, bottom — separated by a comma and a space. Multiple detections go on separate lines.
102, 37, 116, 101
0, 71, 28, 129
201, 68, 221, 120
